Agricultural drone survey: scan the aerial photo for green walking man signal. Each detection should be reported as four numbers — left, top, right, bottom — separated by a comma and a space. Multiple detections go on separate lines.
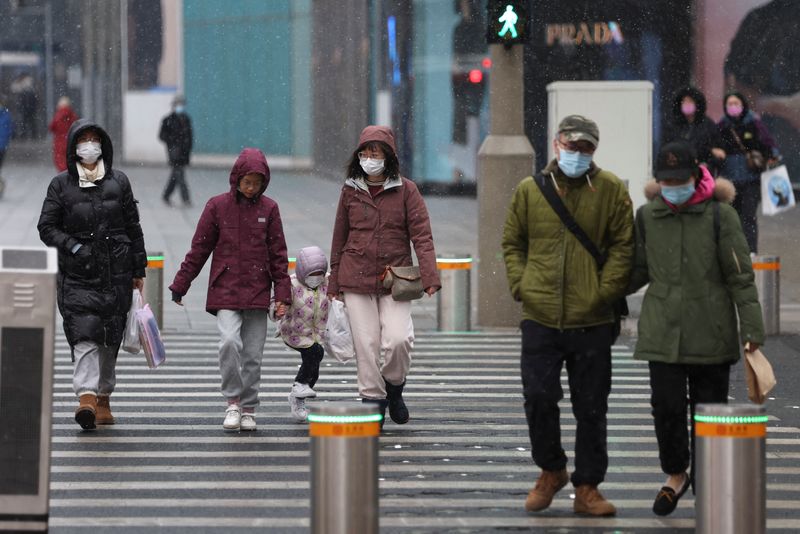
486, 0, 530, 46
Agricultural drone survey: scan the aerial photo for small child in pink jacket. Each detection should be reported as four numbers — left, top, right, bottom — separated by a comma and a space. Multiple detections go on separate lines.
278, 246, 330, 422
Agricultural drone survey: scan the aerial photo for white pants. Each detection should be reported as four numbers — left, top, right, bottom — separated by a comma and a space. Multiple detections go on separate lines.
342, 293, 414, 399
216, 309, 269, 410
73, 341, 118, 397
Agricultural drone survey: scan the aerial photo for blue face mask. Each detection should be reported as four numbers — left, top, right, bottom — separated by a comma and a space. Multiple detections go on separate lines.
175, 105, 185, 113
661, 182, 696, 205
558, 149, 593, 178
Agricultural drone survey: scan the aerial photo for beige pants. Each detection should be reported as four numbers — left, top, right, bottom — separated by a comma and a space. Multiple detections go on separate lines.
343, 293, 414, 399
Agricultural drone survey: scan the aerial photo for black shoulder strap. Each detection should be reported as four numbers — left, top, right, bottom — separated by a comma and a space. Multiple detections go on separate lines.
533, 173, 608, 268
636, 205, 646, 243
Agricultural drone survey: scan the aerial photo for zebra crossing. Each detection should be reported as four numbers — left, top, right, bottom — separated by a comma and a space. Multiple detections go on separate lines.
47, 331, 800, 532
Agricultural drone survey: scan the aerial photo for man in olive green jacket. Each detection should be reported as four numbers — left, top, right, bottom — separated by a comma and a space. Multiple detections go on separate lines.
502, 115, 634, 517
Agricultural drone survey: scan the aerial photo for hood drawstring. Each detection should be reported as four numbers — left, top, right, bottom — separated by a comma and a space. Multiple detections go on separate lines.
549, 172, 562, 196
585, 174, 596, 192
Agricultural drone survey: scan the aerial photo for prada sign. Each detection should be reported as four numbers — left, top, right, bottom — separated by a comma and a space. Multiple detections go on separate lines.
546, 21, 624, 47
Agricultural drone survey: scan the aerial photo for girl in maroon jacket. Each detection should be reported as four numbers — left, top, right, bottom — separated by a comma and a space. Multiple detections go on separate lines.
170, 148, 291, 431
328, 126, 441, 427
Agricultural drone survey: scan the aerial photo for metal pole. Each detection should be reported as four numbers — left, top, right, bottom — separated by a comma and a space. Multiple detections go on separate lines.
752, 255, 779, 335
144, 253, 164, 330
437, 256, 472, 331
694, 404, 767, 534
309, 403, 381, 534
44, 2, 54, 128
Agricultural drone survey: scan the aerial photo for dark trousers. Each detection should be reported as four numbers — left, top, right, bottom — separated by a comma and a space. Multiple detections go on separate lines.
294, 343, 324, 387
648, 361, 731, 478
732, 180, 761, 253
520, 320, 614, 486
163, 164, 189, 203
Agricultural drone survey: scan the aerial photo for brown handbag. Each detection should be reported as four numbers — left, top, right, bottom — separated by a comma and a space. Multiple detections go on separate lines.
381, 265, 424, 301
744, 346, 776, 404
730, 128, 767, 172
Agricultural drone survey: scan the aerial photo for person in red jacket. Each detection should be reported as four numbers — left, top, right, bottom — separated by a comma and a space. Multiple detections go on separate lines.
328, 125, 441, 427
169, 148, 291, 432
48, 96, 79, 171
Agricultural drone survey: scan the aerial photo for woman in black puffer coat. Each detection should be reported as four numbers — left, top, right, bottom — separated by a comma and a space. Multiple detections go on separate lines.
38, 119, 146, 430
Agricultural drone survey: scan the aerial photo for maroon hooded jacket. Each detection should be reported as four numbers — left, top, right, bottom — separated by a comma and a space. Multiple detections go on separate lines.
170, 148, 291, 313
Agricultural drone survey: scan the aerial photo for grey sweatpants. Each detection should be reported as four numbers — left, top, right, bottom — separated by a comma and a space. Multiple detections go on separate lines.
73, 341, 118, 397
216, 309, 269, 410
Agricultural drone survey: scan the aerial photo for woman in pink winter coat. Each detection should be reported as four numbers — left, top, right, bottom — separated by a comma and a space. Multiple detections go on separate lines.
170, 148, 291, 432
328, 125, 441, 427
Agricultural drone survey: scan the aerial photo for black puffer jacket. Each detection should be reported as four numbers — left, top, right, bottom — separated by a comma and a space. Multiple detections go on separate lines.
158, 111, 193, 166
38, 119, 147, 348
663, 87, 722, 164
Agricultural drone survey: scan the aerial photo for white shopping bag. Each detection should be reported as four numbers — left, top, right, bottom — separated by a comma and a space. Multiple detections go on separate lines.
122, 289, 142, 354
136, 303, 166, 368
761, 164, 795, 216
323, 299, 355, 364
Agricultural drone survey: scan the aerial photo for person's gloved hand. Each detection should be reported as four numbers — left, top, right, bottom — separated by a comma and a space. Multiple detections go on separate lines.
172, 290, 184, 306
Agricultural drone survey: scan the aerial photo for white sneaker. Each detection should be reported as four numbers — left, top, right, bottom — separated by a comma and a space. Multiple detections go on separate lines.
240, 414, 257, 431
291, 382, 317, 398
288, 394, 310, 422
223, 405, 241, 430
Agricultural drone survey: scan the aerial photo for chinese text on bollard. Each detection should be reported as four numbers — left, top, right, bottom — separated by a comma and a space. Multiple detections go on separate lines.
436, 256, 472, 332
309, 403, 381, 534
694, 404, 767, 534
752, 255, 779, 336
145, 252, 164, 330
0, 247, 57, 532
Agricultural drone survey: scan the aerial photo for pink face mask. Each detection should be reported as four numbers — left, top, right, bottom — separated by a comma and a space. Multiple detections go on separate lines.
726, 104, 743, 117
681, 102, 696, 116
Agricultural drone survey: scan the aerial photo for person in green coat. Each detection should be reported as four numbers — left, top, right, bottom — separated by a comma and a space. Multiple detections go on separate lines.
629, 140, 765, 516
502, 115, 634, 517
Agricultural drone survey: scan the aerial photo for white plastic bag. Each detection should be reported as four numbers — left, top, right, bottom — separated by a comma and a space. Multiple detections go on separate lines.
122, 289, 142, 354
323, 299, 355, 364
136, 303, 166, 368
761, 164, 795, 216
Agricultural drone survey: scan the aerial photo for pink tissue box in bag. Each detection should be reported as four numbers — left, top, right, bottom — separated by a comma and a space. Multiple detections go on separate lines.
135, 303, 166, 368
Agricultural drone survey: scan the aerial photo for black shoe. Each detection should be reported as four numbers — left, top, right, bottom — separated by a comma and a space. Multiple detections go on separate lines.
652, 473, 690, 516
384, 379, 409, 424
362, 398, 389, 429
163, 197, 173, 207
74, 408, 96, 430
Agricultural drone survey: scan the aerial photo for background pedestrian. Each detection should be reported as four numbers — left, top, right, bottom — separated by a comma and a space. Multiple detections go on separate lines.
328, 125, 440, 428
159, 94, 193, 207
663, 87, 725, 168
49, 96, 79, 172
37, 119, 147, 430
169, 148, 291, 432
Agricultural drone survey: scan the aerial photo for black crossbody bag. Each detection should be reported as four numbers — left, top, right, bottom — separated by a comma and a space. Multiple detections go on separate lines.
534, 173, 629, 341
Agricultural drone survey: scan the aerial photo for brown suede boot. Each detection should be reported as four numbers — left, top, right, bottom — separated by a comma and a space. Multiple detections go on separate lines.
524, 469, 569, 512
96, 395, 115, 425
75, 394, 97, 430
574, 484, 617, 516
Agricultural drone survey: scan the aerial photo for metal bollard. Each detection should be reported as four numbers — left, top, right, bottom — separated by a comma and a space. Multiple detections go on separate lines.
309, 403, 381, 534
144, 253, 164, 330
752, 255, 779, 335
436, 256, 472, 331
694, 404, 767, 534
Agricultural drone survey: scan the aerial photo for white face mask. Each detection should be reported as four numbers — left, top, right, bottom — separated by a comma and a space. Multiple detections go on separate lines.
359, 157, 385, 177
304, 274, 324, 288
76, 141, 102, 164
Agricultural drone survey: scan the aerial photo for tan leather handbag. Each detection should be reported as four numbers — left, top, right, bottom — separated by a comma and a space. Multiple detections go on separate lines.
381, 265, 424, 301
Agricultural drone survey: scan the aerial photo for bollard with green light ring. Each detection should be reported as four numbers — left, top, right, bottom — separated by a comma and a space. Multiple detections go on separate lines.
308, 412, 383, 438
694, 413, 768, 438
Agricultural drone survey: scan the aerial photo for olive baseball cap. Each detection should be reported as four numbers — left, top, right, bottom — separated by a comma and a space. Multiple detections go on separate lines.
655, 141, 698, 181
557, 115, 599, 147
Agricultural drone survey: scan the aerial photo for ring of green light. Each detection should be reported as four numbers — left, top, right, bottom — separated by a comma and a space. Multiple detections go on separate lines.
693, 415, 769, 425
308, 413, 384, 424
147, 256, 165, 261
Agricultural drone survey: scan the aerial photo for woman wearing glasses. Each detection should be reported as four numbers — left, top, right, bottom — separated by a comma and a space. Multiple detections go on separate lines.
328, 125, 440, 428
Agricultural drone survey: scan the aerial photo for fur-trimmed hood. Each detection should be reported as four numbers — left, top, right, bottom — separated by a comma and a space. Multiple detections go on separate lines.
644, 177, 736, 204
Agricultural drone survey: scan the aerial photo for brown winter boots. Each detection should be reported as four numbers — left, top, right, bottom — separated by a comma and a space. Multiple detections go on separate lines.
573, 484, 617, 516
75, 394, 97, 430
524, 469, 569, 512
95, 395, 115, 425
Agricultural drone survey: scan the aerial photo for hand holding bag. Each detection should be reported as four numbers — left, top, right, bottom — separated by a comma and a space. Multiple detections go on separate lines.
323, 299, 355, 363
122, 289, 143, 354
744, 345, 776, 404
381, 265, 424, 301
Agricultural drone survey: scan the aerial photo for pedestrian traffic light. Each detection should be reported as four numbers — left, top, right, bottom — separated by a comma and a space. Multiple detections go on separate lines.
486, 1, 530, 46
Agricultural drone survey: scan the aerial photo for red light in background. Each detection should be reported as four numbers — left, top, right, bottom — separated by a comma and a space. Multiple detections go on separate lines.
481, 57, 492, 69
468, 69, 483, 83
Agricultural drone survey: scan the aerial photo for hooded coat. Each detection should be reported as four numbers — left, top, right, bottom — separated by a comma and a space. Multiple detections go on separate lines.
279, 246, 330, 349
717, 92, 779, 183
169, 148, 291, 313
49, 104, 79, 171
329, 126, 440, 295
38, 119, 147, 348
630, 167, 765, 364
663, 87, 722, 164
502, 159, 634, 329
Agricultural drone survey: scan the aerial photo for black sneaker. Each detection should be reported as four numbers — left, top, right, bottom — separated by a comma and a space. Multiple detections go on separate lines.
653, 473, 690, 516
